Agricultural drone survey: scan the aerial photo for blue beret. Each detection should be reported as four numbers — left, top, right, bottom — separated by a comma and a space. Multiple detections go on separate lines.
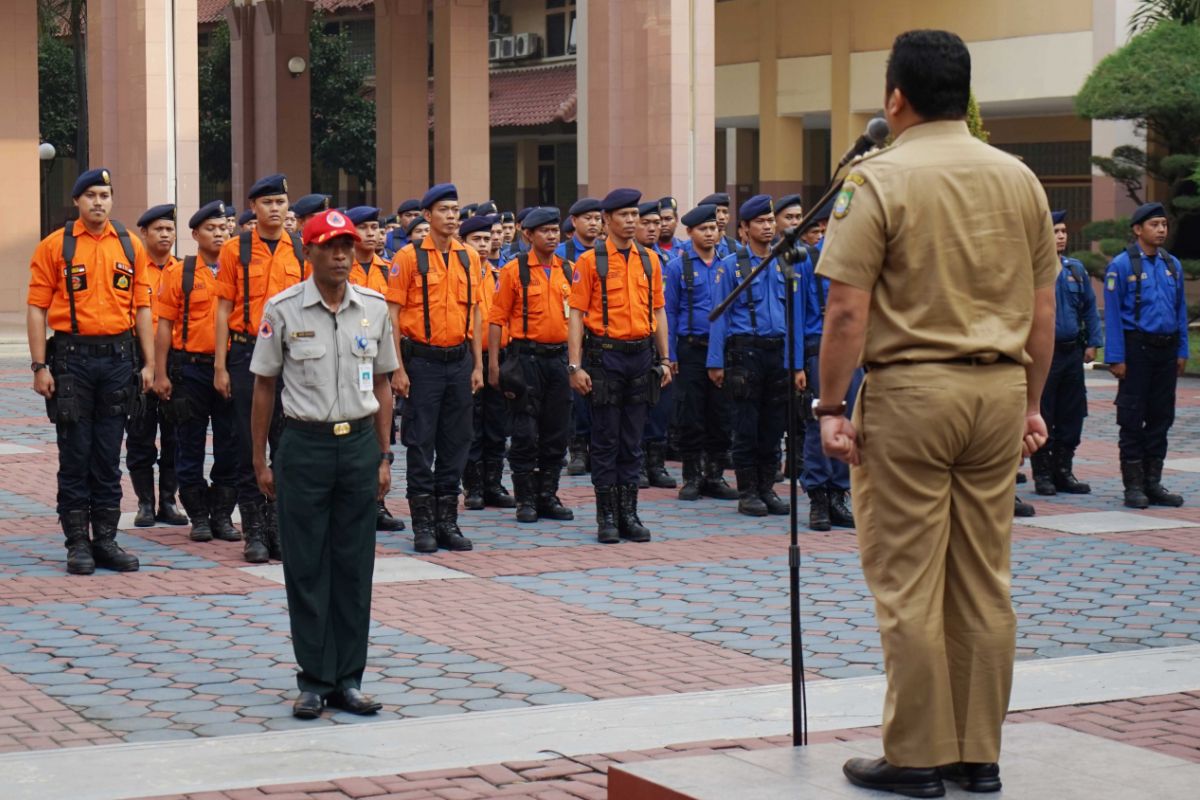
568, 198, 601, 216
637, 202, 661, 218
776, 194, 802, 214
681, 204, 718, 228
601, 188, 642, 212
1131, 202, 1166, 227
224, 204, 237, 218
699, 192, 730, 207
562, 217, 575, 234
738, 194, 773, 222
658, 196, 678, 213
1050, 210, 1067, 225
499, 211, 515, 223
247, 173, 288, 200
189, 200, 227, 230
515, 207, 534, 223
382, 214, 398, 226
523, 207, 561, 230
421, 183, 458, 209
291, 194, 330, 218
71, 167, 113, 198
346, 206, 380, 226
238, 209, 256, 226
397, 199, 420, 214
136, 204, 176, 228
406, 216, 429, 236
459, 203, 478, 221
476, 201, 498, 216
459, 214, 494, 237
810, 195, 835, 224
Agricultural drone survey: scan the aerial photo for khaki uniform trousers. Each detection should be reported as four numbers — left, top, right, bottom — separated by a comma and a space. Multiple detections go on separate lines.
851, 361, 1025, 768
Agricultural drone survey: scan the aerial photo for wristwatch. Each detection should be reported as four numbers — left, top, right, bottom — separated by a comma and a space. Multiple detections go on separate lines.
812, 399, 848, 418
567, 363, 580, 374
380, 452, 395, 464
30, 361, 47, 373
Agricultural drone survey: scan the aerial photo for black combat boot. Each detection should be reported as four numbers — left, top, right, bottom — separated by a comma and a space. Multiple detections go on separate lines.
483, 459, 517, 508
678, 455, 702, 501
1030, 450, 1056, 496
409, 494, 438, 554
376, 499, 406, 531
91, 508, 140, 572
829, 489, 855, 528
537, 468, 574, 521
637, 458, 650, 489
617, 484, 651, 542
512, 471, 539, 523
209, 485, 241, 541
594, 486, 620, 544
758, 465, 789, 515
239, 501, 270, 563
736, 468, 768, 517
61, 509, 95, 575
178, 484, 213, 542
434, 494, 473, 551
263, 500, 282, 561
461, 461, 485, 510
1014, 495, 1036, 517
567, 436, 589, 476
1121, 460, 1150, 509
808, 487, 832, 531
130, 470, 157, 527
1052, 448, 1091, 494
645, 442, 676, 489
156, 472, 189, 525
700, 454, 738, 500
1144, 457, 1184, 507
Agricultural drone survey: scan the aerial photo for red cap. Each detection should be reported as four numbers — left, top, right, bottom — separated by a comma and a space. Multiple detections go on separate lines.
302, 209, 362, 246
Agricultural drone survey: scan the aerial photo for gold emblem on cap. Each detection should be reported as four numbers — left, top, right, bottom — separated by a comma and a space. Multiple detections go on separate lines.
101, 170, 111, 185
218, 202, 225, 213
282, 178, 289, 194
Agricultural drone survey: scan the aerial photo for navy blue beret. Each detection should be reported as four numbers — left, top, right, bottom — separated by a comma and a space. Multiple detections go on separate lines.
568, 197, 601, 217
238, 209, 256, 226
699, 192, 730, 207
459, 214, 494, 238
1050, 210, 1067, 225
499, 211, 516, 223
189, 201, 227, 230
776, 194, 802, 214
397, 199, 420, 214
406, 216, 429, 236
602, 188, 642, 213
224, 204, 237, 218
681, 204, 718, 228
346, 206, 380, 226
459, 203, 478, 220
811, 195, 835, 223
382, 214, 398, 226
247, 173, 288, 200
658, 196, 678, 213
562, 217, 575, 234
136, 204, 176, 228
291, 194, 330, 218
72, 167, 113, 198
476, 201, 498, 216
523, 207, 561, 230
421, 183, 458, 209
738, 194, 773, 222
515, 207, 534, 223
637, 202, 661, 218
1131, 202, 1166, 227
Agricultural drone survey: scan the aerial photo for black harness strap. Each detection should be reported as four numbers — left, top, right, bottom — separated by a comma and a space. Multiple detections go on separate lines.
1126, 244, 1179, 326
518, 254, 574, 337
238, 231, 253, 330
565, 239, 576, 263
414, 247, 473, 341
735, 248, 758, 333
684, 253, 696, 334
594, 239, 653, 336
62, 219, 138, 335
181, 256, 197, 348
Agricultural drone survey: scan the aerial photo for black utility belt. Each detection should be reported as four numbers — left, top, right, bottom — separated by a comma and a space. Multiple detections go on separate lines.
726, 335, 784, 350
284, 416, 372, 437
171, 351, 216, 366
1054, 339, 1083, 353
1126, 330, 1178, 349
804, 336, 823, 359
678, 335, 710, 348
508, 339, 567, 357
402, 338, 468, 362
864, 354, 1019, 372
52, 330, 134, 357
229, 331, 256, 346
586, 335, 652, 353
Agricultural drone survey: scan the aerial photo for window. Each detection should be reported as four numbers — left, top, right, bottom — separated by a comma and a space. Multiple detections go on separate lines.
546, 0, 576, 58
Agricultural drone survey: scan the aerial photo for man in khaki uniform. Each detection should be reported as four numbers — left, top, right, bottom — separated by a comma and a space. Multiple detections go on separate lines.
814, 31, 1056, 797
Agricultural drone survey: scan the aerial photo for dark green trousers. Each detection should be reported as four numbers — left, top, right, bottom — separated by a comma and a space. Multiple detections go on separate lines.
275, 424, 379, 696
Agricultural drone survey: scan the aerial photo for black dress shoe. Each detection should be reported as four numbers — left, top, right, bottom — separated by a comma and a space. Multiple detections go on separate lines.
326, 687, 381, 715
843, 757, 945, 798
939, 762, 1001, 793
292, 691, 324, 719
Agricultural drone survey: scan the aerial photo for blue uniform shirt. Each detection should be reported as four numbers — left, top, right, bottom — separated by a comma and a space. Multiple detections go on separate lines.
706, 248, 807, 369
716, 235, 739, 260
554, 235, 592, 263
802, 240, 827, 338
664, 249, 721, 361
1104, 246, 1189, 363
1054, 256, 1102, 347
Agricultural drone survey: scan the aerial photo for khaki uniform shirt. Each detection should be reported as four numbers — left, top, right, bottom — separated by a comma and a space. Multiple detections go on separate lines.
250, 278, 399, 422
817, 120, 1058, 366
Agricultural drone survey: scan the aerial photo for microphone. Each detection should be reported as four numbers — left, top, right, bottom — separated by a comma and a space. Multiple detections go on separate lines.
836, 117, 889, 169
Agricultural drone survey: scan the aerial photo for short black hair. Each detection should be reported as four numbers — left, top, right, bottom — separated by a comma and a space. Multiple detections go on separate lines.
885, 30, 971, 121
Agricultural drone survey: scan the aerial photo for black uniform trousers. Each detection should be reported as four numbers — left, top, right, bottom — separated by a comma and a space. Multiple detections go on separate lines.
675, 338, 731, 458
572, 387, 591, 437
50, 335, 136, 515
507, 345, 572, 474
725, 340, 788, 470
125, 394, 178, 478
174, 361, 239, 490
586, 345, 654, 488
1116, 332, 1179, 462
275, 423, 378, 696
400, 350, 474, 496
642, 382, 674, 444
1041, 342, 1088, 454
228, 339, 283, 504
469, 349, 510, 463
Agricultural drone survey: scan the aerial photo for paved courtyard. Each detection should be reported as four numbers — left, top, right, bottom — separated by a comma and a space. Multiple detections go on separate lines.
0, 355, 1197, 798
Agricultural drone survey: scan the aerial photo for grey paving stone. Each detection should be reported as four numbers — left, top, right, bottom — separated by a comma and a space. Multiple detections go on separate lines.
83, 703, 148, 719
128, 688, 193, 701
99, 716, 176, 732
170, 710, 242, 725
463, 698, 531, 712
406, 677, 470, 690
122, 728, 201, 743
524, 692, 593, 705
399, 703, 468, 717
192, 722, 268, 737
194, 682, 261, 696
42, 682, 110, 697
151, 700, 216, 714
434, 687, 499, 700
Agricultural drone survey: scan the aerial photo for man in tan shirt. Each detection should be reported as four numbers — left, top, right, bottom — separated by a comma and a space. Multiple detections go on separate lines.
815, 30, 1056, 797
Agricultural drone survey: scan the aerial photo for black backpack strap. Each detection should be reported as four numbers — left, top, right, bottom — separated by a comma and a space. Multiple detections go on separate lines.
111, 220, 138, 321
376, 259, 390, 283
288, 232, 306, 280
457, 249, 472, 339
634, 243, 653, 331
181, 256, 197, 348
595, 238, 609, 334
517, 253, 531, 336
683, 254, 696, 333
239, 231, 253, 330
562, 259, 573, 289
735, 248, 758, 333
415, 246, 432, 342
566, 239, 576, 263
61, 220, 80, 334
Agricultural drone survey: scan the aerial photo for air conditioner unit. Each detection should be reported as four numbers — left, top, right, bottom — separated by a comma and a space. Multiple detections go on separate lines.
488, 14, 512, 35
499, 35, 516, 60
488, 37, 501, 60
513, 32, 542, 59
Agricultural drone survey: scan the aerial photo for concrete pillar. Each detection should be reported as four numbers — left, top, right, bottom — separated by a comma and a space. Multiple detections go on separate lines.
581, 0, 714, 208
226, 2, 257, 206
515, 139, 540, 209
87, 0, 201, 247
756, 0, 803, 202
1, 0, 40, 310
431, 0, 489, 201
1090, 0, 1141, 222
375, 0, 429, 208
829, 3, 855, 162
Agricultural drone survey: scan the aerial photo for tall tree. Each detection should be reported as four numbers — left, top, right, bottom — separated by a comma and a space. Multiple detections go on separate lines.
37, 0, 88, 167
198, 22, 232, 185
309, 14, 376, 194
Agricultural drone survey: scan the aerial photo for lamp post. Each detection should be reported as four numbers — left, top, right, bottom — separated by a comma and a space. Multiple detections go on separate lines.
39, 142, 57, 238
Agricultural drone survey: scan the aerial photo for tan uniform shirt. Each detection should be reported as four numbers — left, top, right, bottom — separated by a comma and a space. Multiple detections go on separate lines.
817, 120, 1059, 366
250, 279, 399, 422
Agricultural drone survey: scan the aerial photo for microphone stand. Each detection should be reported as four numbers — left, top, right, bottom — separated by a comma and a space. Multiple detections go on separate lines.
707, 173, 848, 749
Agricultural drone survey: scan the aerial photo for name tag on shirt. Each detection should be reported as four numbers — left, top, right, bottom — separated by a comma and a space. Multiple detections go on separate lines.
358, 362, 373, 392
291, 330, 316, 339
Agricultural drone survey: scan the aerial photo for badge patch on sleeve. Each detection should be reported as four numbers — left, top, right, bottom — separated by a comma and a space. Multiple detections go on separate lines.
833, 173, 865, 219
1106, 273, 1116, 292
112, 273, 131, 291
259, 318, 274, 340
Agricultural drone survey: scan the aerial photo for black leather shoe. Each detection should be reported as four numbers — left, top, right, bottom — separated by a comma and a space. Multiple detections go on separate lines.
327, 688, 381, 715
292, 691, 324, 719
1013, 495, 1036, 517
844, 758, 944, 797
939, 762, 1001, 793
